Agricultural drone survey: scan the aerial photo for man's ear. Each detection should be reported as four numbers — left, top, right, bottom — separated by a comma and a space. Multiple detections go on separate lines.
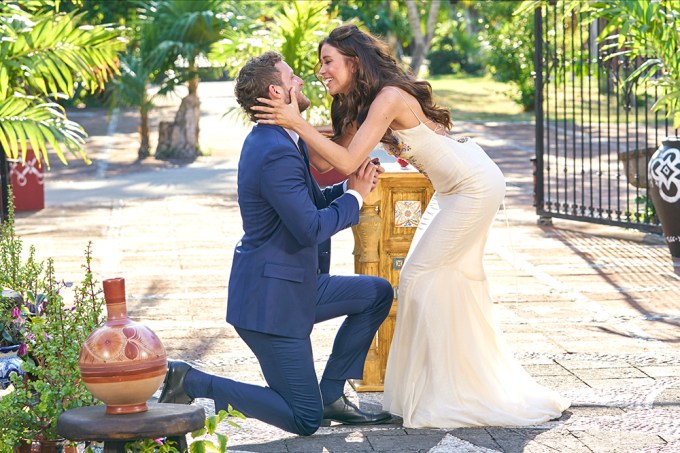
268, 84, 282, 98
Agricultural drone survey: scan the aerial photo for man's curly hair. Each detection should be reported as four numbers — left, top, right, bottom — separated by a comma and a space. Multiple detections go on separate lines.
234, 51, 283, 123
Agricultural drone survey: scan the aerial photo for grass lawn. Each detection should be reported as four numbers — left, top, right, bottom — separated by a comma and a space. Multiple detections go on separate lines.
430, 73, 666, 128
429, 74, 534, 124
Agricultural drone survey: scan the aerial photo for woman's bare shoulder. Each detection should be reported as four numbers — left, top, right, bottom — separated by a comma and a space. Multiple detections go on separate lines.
377, 85, 406, 99
373, 86, 409, 110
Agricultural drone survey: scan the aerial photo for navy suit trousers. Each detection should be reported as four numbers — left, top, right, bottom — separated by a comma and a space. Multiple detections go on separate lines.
186, 274, 393, 435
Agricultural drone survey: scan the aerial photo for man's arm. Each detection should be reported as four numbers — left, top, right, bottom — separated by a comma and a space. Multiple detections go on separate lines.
322, 157, 384, 205
260, 145, 375, 247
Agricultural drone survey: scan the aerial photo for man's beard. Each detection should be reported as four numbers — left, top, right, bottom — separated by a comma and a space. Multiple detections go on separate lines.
297, 96, 311, 112
287, 92, 311, 113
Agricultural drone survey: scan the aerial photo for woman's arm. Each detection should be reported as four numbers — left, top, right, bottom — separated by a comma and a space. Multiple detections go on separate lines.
254, 87, 401, 174
308, 125, 355, 174
307, 148, 333, 173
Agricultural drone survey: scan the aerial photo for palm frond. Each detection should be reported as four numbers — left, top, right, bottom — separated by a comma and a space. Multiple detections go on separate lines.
106, 50, 155, 113
0, 95, 87, 169
0, 11, 126, 101
0, 7, 125, 164
142, 0, 228, 72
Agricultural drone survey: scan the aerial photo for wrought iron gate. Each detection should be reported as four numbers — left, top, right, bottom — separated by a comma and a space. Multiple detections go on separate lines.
534, 3, 676, 233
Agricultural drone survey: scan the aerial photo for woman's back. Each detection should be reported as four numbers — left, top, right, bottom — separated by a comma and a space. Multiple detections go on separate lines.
382, 88, 504, 196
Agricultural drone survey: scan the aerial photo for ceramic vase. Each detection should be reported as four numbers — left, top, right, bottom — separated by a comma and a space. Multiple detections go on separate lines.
79, 278, 167, 414
0, 344, 24, 390
648, 136, 680, 258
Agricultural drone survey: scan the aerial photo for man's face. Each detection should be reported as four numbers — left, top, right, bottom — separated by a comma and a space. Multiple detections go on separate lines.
274, 61, 311, 113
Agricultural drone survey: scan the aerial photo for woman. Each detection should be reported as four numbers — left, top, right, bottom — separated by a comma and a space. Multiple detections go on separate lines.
254, 24, 570, 429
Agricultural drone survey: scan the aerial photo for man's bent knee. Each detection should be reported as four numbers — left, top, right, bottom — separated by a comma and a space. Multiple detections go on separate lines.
376, 278, 394, 307
294, 408, 323, 436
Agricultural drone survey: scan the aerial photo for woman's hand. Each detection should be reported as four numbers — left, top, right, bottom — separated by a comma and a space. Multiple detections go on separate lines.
347, 158, 378, 199
253, 87, 305, 131
370, 157, 384, 192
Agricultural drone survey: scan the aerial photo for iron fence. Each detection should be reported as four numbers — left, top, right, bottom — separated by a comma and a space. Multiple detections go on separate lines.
534, 3, 676, 233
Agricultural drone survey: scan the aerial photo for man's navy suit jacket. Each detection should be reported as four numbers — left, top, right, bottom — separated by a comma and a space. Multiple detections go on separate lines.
227, 124, 360, 339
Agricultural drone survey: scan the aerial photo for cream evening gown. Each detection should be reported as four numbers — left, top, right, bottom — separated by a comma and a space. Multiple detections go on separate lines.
381, 95, 570, 429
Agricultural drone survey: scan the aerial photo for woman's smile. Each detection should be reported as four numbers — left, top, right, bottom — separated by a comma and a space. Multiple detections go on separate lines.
319, 44, 354, 95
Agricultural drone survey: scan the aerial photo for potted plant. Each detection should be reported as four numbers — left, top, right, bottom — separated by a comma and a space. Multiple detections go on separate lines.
0, 198, 106, 452
0, 289, 28, 392
0, 196, 45, 392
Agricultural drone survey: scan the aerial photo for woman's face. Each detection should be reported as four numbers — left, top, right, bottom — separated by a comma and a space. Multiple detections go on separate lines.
318, 43, 356, 96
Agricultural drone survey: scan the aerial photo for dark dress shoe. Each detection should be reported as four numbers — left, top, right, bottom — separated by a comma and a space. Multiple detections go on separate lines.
158, 360, 194, 404
321, 395, 393, 426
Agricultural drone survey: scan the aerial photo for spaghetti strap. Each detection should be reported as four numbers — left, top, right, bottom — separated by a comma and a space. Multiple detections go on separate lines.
386, 87, 444, 133
386, 87, 423, 124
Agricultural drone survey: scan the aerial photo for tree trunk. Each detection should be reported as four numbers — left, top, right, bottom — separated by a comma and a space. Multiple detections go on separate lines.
138, 107, 150, 160
154, 89, 201, 160
406, 0, 441, 75
385, 0, 400, 59
188, 73, 199, 96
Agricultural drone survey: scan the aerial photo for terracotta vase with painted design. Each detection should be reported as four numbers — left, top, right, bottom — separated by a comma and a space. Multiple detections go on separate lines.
78, 278, 167, 414
648, 136, 680, 258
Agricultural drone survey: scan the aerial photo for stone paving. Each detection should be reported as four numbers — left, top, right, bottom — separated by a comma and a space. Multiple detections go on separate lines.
12, 81, 680, 452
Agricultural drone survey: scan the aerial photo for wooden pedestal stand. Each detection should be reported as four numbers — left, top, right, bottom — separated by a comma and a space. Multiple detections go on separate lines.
350, 163, 434, 392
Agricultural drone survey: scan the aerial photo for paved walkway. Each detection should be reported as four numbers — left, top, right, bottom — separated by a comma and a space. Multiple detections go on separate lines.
13, 81, 680, 452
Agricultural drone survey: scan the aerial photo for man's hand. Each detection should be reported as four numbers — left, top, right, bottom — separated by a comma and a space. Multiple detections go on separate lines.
347, 158, 378, 199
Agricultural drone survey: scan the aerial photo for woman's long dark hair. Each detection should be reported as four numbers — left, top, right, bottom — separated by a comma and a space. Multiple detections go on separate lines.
317, 24, 451, 143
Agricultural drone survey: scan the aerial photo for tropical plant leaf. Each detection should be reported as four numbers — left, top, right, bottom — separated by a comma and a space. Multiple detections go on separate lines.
0, 12, 124, 99
0, 95, 87, 168
0, 6, 124, 164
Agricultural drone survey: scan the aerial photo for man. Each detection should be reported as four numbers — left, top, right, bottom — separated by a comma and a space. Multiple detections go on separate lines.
158, 51, 394, 436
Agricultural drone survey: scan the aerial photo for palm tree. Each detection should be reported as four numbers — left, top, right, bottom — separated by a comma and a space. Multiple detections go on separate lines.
0, 3, 124, 220
0, 5, 124, 167
405, 0, 441, 75
214, 0, 340, 126
142, 0, 231, 160
106, 21, 161, 159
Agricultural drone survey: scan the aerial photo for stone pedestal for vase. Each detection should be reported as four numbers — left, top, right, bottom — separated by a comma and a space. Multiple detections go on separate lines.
79, 278, 167, 414
648, 136, 680, 258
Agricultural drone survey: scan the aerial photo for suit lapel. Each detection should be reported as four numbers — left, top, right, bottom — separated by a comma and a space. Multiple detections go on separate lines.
268, 126, 326, 209
298, 139, 326, 208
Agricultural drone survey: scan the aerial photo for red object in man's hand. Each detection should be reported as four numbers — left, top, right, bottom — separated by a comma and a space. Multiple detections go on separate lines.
397, 158, 409, 167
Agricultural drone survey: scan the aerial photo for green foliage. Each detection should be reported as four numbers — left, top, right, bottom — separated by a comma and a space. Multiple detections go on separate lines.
0, 193, 45, 348
0, 2, 126, 167
579, 0, 680, 128
142, 0, 230, 89
427, 17, 483, 76
108, 44, 156, 115
123, 438, 180, 453
56, 0, 140, 27
633, 195, 657, 223
429, 74, 535, 123
117, 406, 246, 453
0, 214, 105, 451
477, 0, 536, 111
328, 0, 411, 46
216, 0, 341, 126
189, 406, 245, 453
104, 0, 234, 155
